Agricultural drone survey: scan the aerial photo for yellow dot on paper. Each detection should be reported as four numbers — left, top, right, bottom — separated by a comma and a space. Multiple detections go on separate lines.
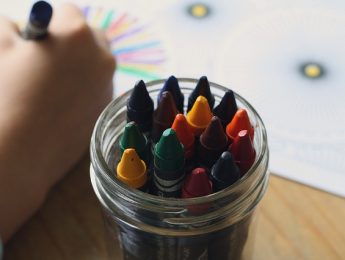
304, 64, 321, 78
188, 3, 210, 19
191, 4, 208, 17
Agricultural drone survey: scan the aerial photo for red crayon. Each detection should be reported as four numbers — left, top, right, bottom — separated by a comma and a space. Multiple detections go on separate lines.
179, 168, 212, 260
226, 109, 254, 141
229, 130, 256, 175
172, 114, 195, 160
182, 168, 212, 199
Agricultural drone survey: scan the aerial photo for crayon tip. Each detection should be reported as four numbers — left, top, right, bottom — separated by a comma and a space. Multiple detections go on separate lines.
129, 80, 153, 109
151, 91, 178, 143
229, 130, 256, 175
158, 76, 184, 113
182, 168, 212, 198
225, 109, 254, 141
154, 128, 184, 171
172, 114, 195, 159
186, 96, 213, 136
213, 90, 238, 128
127, 80, 154, 132
30, 1, 53, 27
198, 116, 228, 167
117, 149, 147, 189
119, 122, 149, 163
200, 116, 228, 149
210, 151, 241, 192
187, 76, 215, 111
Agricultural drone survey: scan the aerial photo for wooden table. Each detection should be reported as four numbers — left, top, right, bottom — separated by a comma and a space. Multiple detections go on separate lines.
3, 155, 345, 260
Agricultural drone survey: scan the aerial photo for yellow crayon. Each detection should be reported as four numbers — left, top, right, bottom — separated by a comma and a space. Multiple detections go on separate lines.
116, 148, 147, 189
186, 96, 213, 136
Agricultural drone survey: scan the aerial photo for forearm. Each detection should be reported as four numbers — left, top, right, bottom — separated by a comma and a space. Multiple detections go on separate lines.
0, 121, 49, 242
0, 3, 114, 242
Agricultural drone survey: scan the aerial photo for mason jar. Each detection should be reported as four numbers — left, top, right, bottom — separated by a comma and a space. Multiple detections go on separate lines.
90, 78, 269, 260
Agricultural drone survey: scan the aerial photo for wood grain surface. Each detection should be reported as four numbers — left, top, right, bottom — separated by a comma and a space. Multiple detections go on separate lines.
3, 155, 345, 260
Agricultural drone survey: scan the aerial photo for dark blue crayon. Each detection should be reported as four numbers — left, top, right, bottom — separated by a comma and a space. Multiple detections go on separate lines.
23, 1, 53, 40
210, 151, 241, 192
208, 151, 242, 260
158, 75, 184, 113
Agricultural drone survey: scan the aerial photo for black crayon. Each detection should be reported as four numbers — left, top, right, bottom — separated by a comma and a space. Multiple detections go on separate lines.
213, 90, 238, 129
187, 76, 215, 112
127, 80, 154, 133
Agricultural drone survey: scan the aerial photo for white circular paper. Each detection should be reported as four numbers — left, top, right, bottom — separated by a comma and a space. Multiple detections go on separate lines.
215, 9, 345, 195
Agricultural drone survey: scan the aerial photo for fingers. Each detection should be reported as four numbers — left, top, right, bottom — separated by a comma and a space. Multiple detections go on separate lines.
92, 28, 116, 71
0, 16, 20, 50
0, 16, 20, 36
50, 3, 116, 70
92, 29, 111, 52
49, 3, 90, 38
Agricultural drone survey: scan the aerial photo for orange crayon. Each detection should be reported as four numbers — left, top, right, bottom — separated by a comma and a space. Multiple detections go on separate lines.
186, 96, 213, 136
225, 109, 254, 141
172, 114, 195, 160
116, 148, 148, 191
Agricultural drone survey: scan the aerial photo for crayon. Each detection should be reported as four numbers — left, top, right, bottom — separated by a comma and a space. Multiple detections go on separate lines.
116, 148, 148, 191
210, 151, 241, 192
186, 96, 213, 136
225, 109, 254, 141
213, 90, 238, 129
119, 226, 154, 260
119, 122, 150, 165
187, 76, 215, 112
127, 80, 154, 133
119, 222, 181, 260
209, 212, 254, 260
172, 113, 196, 174
153, 128, 185, 197
23, 1, 53, 40
117, 149, 173, 260
151, 91, 178, 143
197, 116, 229, 168
228, 214, 254, 260
229, 130, 256, 175
179, 167, 212, 259
171, 114, 195, 160
207, 151, 244, 260
181, 168, 212, 199
208, 223, 246, 260
158, 75, 184, 113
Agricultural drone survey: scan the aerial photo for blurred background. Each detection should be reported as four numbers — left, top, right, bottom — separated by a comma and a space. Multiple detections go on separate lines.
1, 0, 344, 196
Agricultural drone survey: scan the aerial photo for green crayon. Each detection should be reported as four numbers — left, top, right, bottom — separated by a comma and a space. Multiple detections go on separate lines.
153, 128, 185, 197
119, 122, 150, 165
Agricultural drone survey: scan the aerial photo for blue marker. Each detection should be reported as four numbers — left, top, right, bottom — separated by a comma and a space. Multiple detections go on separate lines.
23, 1, 53, 40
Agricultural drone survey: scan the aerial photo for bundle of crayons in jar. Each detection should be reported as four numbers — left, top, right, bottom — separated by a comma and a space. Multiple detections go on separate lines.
116, 75, 256, 198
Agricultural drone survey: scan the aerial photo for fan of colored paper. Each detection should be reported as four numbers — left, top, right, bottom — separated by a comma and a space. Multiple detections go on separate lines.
83, 6, 167, 80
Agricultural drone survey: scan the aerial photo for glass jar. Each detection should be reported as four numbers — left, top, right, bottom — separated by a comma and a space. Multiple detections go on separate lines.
90, 78, 269, 260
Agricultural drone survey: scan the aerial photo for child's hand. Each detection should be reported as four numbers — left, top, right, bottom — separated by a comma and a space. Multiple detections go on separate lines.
0, 4, 115, 241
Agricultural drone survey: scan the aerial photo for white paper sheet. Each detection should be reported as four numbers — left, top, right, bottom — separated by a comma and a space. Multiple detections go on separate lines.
1, 0, 344, 196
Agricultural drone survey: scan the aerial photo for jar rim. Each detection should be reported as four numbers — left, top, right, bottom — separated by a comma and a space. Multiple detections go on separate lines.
90, 78, 268, 207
